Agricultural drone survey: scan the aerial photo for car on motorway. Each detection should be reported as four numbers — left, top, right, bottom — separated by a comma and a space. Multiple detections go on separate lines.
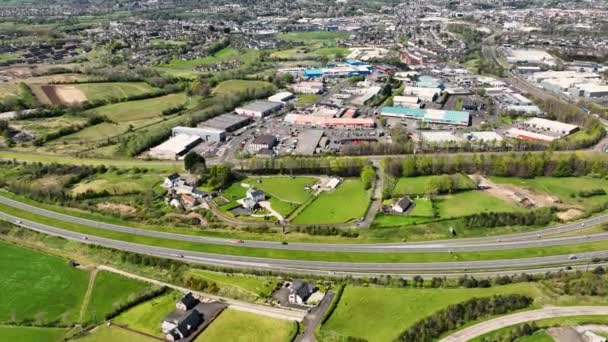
281, 241, 288, 245
15, 220, 22, 224
568, 254, 578, 260
82, 236, 88, 240
231, 239, 245, 244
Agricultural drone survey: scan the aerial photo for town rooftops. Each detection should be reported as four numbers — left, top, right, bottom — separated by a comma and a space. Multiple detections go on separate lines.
251, 134, 277, 146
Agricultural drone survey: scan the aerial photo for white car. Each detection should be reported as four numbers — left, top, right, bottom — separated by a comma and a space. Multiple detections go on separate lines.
568, 254, 577, 260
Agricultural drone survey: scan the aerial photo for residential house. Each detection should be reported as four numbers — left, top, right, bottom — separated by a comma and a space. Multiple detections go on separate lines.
392, 196, 413, 214
241, 188, 265, 210
288, 280, 316, 305
161, 293, 203, 341
164, 173, 182, 188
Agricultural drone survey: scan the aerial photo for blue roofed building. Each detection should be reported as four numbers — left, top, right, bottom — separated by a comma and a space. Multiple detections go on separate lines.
380, 107, 471, 126
304, 68, 324, 78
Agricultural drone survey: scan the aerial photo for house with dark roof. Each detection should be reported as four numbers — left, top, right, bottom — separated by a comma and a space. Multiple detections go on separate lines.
288, 280, 316, 305
392, 196, 413, 214
176, 292, 198, 311
165, 309, 203, 342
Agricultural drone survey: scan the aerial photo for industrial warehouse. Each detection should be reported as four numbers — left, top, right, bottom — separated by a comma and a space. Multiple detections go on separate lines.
380, 107, 472, 126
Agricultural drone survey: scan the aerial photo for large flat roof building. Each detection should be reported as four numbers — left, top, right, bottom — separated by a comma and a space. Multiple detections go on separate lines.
506, 49, 556, 66
149, 134, 202, 160
171, 126, 225, 143
199, 113, 251, 132
284, 113, 375, 128
380, 107, 471, 126
235, 100, 283, 118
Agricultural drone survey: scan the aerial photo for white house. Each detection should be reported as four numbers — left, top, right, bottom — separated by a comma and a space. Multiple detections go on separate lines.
392, 196, 413, 214
288, 280, 316, 305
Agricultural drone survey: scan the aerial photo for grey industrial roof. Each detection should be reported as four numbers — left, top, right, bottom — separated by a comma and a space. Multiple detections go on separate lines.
200, 113, 251, 130
238, 100, 282, 113
295, 129, 324, 155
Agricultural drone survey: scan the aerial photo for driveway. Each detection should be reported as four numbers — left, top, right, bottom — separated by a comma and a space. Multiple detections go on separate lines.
296, 290, 336, 342
439, 306, 608, 342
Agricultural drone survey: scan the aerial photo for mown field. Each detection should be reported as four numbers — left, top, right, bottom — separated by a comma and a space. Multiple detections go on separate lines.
212, 79, 276, 96
74, 325, 156, 342
0, 326, 67, 342
45, 93, 189, 149
72, 82, 158, 102
113, 291, 181, 338
0, 240, 89, 325
195, 309, 295, 342
83, 271, 151, 324
292, 179, 370, 224
321, 283, 546, 342
392, 174, 476, 196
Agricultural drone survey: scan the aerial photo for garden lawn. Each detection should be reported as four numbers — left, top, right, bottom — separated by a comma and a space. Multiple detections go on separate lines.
293, 179, 370, 224
242, 176, 316, 203
212, 80, 275, 96
0, 241, 89, 325
435, 190, 522, 218
187, 269, 279, 298
73, 82, 158, 102
490, 176, 608, 207
277, 31, 351, 43
113, 291, 181, 337
392, 174, 476, 196
74, 325, 157, 342
321, 283, 544, 342
195, 309, 294, 342
0, 326, 67, 342
83, 271, 151, 323
372, 198, 436, 228
312, 47, 350, 56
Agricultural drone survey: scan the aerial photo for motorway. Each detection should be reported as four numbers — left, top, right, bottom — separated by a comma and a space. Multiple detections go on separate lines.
2, 195, 608, 253
3, 195, 608, 276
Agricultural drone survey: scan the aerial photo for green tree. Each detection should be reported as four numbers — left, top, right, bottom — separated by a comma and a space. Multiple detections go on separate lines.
184, 152, 206, 172
360, 165, 375, 190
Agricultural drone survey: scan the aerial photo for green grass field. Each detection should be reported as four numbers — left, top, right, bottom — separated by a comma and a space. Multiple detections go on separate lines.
73, 82, 158, 102
113, 291, 181, 337
241, 176, 316, 204
0, 326, 67, 342
392, 174, 477, 196
372, 198, 436, 227
312, 47, 350, 56
52, 93, 188, 143
74, 325, 157, 342
293, 179, 370, 224
10, 116, 90, 137
84, 271, 151, 323
195, 309, 294, 342
490, 176, 608, 207
71, 170, 164, 196
434, 191, 523, 218
321, 283, 545, 342
212, 80, 275, 96
277, 31, 351, 43
163, 47, 240, 69
187, 270, 279, 299
0, 241, 89, 325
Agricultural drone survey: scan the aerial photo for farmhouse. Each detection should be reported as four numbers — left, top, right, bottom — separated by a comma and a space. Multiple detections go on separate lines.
235, 100, 283, 118
240, 188, 265, 209
288, 280, 316, 305
161, 292, 227, 342
392, 196, 413, 214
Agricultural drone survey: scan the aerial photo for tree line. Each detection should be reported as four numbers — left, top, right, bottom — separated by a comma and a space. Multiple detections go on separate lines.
239, 156, 370, 177
396, 295, 534, 342
383, 152, 608, 179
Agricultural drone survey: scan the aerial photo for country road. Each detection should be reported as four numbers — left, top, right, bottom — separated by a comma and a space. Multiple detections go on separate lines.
440, 306, 608, 342
98, 265, 307, 322
2, 194, 608, 253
